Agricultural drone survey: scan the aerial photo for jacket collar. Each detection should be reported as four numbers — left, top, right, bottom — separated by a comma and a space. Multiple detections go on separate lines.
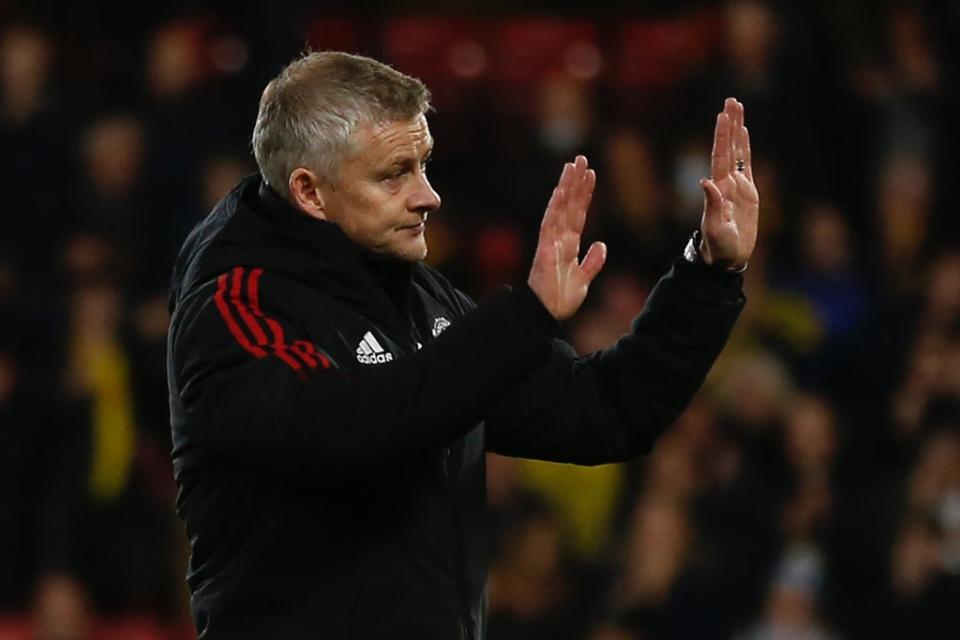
172, 174, 417, 334
253, 180, 415, 314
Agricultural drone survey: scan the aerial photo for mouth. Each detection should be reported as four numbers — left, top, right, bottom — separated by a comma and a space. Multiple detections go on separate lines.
398, 221, 426, 232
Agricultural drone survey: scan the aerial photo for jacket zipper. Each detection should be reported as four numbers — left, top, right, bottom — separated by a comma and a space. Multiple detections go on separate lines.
411, 312, 471, 638
443, 445, 472, 639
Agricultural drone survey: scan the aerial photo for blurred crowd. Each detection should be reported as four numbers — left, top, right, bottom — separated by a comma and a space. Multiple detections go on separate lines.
2, 0, 960, 638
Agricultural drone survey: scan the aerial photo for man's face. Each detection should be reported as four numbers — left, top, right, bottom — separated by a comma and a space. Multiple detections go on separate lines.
320, 114, 440, 263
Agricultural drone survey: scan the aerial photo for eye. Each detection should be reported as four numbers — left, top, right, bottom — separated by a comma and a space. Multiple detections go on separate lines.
381, 169, 407, 182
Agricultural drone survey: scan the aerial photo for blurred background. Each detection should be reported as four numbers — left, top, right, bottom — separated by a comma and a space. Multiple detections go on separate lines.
2, 0, 960, 638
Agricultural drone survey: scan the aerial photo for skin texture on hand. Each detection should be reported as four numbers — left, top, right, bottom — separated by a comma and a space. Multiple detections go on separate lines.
698, 98, 759, 269
527, 156, 607, 321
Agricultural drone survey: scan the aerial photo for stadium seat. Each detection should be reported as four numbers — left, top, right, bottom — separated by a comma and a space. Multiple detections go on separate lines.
381, 16, 491, 110
94, 616, 168, 640
491, 17, 602, 83
612, 13, 718, 93
306, 17, 365, 55
0, 616, 31, 640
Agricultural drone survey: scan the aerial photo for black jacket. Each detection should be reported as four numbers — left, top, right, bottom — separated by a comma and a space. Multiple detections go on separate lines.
167, 174, 745, 639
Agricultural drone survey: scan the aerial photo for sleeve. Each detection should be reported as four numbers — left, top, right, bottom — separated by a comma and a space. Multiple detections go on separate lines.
484, 257, 746, 465
170, 267, 557, 477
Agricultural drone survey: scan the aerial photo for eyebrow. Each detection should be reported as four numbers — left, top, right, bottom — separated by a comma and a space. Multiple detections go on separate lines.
384, 140, 434, 170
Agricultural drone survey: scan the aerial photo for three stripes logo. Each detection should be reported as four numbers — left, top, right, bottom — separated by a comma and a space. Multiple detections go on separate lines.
213, 266, 331, 373
356, 331, 394, 365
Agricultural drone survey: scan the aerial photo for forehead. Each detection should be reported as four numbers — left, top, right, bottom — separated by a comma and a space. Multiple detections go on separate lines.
355, 114, 432, 160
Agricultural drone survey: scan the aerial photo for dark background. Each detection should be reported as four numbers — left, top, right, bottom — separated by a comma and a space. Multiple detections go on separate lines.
2, 1, 959, 638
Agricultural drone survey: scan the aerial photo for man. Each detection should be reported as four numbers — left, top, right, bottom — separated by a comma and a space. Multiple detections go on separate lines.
167, 52, 757, 639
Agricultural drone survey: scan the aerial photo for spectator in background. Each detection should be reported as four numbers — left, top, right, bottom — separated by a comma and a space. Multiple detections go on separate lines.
141, 18, 237, 285
737, 544, 838, 640
0, 280, 91, 639
51, 239, 183, 627
878, 429, 960, 639
487, 503, 580, 640
593, 127, 683, 284
875, 154, 933, 296
681, 0, 823, 208
692, 350, 793, 635
0, 23, 75, 284
777, 203, 869, 390
74, 114, 147, 279
494, 75, 601, 236
199, 153, 254, 213
608, 499, 697, 637
890, 252, 960, 441
780, 395, 838, 546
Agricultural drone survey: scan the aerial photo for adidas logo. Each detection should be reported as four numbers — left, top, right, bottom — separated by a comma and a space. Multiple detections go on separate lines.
356, 331, 394, 364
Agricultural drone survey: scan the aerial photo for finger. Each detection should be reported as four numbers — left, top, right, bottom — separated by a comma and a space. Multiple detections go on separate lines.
558, 162, 575, 224
726, 97, 742, 132
566, 156, 588, 220
578, 241, 607, 284
532, 231, 560, 278
711, 113, 731, 180
563, 159, 581, 221
738, 125, 754, 181
570, 168, 596, 234
726, 99, 742, 166
724, 98, 740, 175
540, 186, 566, 236
730, 100, 749, 174
544, 163, 574, 232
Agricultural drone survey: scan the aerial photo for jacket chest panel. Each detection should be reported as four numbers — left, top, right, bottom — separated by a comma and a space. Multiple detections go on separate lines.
291, 286, 457, 372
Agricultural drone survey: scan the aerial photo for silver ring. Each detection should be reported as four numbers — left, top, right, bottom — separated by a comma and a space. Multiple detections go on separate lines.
736, 159, 745, 172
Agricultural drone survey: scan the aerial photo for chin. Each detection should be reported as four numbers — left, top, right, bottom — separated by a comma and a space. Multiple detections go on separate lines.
394, 242, 428, 263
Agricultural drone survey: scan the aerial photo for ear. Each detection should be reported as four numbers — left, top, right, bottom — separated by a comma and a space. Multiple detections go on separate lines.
287, 168, 327, 220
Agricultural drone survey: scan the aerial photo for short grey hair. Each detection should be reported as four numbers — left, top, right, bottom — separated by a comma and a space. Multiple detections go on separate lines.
252, 51, 431, 196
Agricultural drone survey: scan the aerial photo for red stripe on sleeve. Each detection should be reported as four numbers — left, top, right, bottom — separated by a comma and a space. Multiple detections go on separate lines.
213, 273, 268, 358
246, 268, 305, 371
230, 267, 269, 346
291, 340, 320, 368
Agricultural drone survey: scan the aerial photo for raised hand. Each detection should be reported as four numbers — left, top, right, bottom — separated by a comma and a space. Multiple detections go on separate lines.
699, 98, 759, 269
528, 155, 607, 321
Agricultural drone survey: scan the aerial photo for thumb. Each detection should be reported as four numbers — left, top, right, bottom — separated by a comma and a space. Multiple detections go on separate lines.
701, 178, 723, 219
578, 241, 607, 284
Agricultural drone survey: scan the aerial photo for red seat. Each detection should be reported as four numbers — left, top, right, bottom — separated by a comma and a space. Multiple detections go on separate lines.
93, 616, 168, 640
306, 17, 364, 54
488, 18, 602, 115
491, 18, 602, 84
0, 614, 190, 640
613, 13, 718, 92
0, 615, 31, 640
381, 16, 491, 110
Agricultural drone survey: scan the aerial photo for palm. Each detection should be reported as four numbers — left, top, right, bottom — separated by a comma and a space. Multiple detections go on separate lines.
700, 98, 759, 268
528, 156, 606, 321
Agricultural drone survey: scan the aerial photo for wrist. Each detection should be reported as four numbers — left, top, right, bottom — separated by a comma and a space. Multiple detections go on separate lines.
687, 231, 747, 273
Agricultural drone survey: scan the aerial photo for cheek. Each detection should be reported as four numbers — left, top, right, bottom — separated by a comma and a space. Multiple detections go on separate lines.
342, 190, 405, 240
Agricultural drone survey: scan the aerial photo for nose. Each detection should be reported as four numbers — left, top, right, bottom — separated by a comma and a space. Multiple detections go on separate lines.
408, 171, 441, 216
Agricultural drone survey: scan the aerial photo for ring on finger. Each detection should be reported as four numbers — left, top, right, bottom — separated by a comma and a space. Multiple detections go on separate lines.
735, 159, 745, 172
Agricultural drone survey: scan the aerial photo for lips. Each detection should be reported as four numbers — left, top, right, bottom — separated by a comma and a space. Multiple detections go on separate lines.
399, 212, 429, 229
